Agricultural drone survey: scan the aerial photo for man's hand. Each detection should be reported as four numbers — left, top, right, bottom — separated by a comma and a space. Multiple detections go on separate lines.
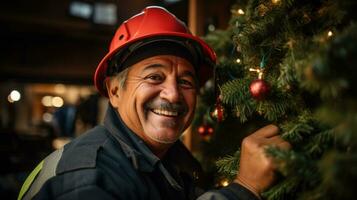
234, 124, 291, 198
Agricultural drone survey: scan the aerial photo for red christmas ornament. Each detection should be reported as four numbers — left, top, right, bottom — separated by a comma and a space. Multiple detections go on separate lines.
210, 103, 226, 122
249, 79, 270, 100
197, 124, 214, 137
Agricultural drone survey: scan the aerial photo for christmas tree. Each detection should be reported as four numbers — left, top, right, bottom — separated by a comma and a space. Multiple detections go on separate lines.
194, 0, 357, 199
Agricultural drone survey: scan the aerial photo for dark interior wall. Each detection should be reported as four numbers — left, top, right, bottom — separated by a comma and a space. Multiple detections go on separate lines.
0, 0, 114, 84
0, 31, 107, 84
0, 0, 189, 85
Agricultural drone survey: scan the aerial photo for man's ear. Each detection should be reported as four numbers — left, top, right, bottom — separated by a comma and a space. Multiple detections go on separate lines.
105, 77, 120, 108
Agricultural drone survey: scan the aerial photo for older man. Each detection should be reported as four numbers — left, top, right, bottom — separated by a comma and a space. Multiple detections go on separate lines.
19, 6, 290, 200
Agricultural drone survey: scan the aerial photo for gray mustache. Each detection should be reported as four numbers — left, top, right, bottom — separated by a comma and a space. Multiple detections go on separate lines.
146, 100, 188, 114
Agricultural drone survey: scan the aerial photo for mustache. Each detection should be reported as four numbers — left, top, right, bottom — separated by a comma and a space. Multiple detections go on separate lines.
145, 99, 188, 114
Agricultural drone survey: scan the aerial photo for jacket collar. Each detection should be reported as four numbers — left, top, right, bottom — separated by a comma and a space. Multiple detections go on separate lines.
103, 103, 159, 172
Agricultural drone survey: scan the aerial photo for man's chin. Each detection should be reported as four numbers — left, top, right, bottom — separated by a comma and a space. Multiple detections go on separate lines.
145, 131, 182, 144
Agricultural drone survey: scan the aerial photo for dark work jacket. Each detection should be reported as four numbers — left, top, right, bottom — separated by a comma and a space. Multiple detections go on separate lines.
19, 104, 259, 200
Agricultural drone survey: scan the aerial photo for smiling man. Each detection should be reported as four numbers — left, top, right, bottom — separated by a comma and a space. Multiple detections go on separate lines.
19, 6, 290, 200
106, 42, 200, 157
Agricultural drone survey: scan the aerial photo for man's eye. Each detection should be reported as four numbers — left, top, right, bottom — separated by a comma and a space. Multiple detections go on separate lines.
145, 74, 163, 82
179, 79, 194, 88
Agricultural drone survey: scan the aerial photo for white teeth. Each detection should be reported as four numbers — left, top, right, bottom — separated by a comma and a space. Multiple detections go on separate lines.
152, 109, 178, 117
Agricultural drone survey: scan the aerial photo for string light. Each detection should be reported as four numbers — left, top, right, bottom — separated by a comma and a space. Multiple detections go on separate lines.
41, 95, 64, 107
231, 8, 245, 16
208, 24, 216, 32
327, 30, 333, 37
8, 90, 21, 103
238, 9, 245, 15
236, 58, 241, 63
249, 68, 264, 79
52, 96, 64, 108
42, 96, 52, 107
42, 112, 53, 123
220, 179, 229, 187
272, 0, 280, 4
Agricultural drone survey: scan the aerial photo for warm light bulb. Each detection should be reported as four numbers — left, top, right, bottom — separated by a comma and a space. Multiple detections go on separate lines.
42, 112, 53, 123
221, 179, 229, 187
52, 96, 64, 108
236, 58, 241, 63
208, 24, 216, 32
9, 90, 21, 102
238, 9, 245, 15
327, 30, 333, 37
42, 96, 53, 107
272, 0, 280, 4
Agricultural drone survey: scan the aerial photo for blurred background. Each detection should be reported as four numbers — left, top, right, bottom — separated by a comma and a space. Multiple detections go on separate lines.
0, 0, 235, 198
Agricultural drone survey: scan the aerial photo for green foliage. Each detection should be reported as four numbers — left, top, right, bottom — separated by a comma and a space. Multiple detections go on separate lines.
216, 150, 240, 179
262, 176, 300, 200
204, 30, 234, 61
221, 79, 254, 122
197, 0, 357, 199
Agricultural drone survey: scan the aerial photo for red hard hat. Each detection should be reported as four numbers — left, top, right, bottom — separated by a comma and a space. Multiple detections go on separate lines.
94, 6, 216, 97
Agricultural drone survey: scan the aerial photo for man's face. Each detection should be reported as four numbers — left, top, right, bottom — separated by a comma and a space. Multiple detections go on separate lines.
110, 55, 197, 147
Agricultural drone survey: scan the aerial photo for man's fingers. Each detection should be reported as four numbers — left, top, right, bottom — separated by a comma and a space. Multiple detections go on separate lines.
268, 135, 292, 150
252, 124, 280, 138
238, 125, 291, 195
278, 141, 292, 150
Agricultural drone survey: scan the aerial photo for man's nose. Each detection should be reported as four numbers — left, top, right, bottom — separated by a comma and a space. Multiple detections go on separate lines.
160, 78, 181, 103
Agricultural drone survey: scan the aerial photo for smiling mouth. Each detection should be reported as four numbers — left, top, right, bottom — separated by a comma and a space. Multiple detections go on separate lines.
151, 109, 179, 117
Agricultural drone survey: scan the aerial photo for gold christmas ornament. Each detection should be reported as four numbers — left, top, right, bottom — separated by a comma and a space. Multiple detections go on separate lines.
235, 108, 240, 118
258, 4, 269, 16
302, 13, 311, 24
304, 65, 315, 80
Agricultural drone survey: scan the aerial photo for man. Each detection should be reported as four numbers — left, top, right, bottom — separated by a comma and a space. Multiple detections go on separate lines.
18, 6, 290, 200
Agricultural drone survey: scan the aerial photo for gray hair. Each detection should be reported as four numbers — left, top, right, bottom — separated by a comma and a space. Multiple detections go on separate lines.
109, 67, 130, 89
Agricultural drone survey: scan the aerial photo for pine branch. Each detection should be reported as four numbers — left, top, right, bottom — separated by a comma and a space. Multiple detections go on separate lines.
196, 1, 357, 199
303, 129, 335, 156
257, 91, 295, 121
280, 111, 315, 143
262, 176, 300, 200
221, 79, 255, 122
216, 150, 240, 179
